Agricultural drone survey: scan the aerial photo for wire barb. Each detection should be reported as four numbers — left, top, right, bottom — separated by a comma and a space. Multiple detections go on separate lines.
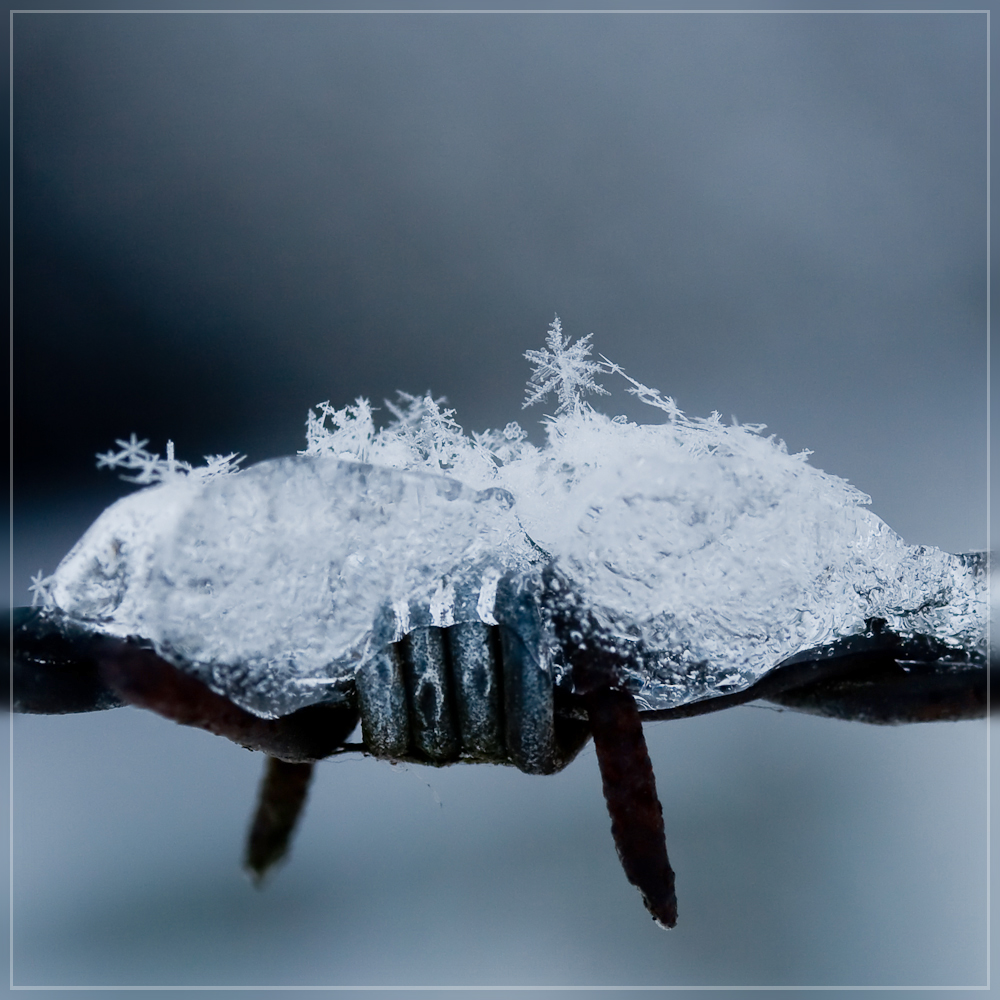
584, 687, 677, 929
244, 757, 316, 885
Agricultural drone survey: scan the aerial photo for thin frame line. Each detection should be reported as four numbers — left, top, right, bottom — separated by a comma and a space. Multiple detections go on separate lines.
5, 9, 996, 15
8, 4, 15, 994
3, 986, 997, 993
985, 6, 992, 993
7, 6, 991, 992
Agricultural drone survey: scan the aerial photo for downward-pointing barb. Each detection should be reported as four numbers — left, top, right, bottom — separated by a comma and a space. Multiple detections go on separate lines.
585, 687, 677, 929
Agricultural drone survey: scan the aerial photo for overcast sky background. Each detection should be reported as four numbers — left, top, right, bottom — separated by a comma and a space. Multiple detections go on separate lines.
9, 5, 992, 991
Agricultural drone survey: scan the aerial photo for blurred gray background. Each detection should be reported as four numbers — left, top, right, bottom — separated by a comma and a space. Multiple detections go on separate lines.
9, 5, 991, 991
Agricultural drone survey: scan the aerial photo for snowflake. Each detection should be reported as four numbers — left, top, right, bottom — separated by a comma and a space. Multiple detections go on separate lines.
28, 569, 54, 609
97, 434, 242, 484
96, 433, 150, 470
523, 316, 609, 415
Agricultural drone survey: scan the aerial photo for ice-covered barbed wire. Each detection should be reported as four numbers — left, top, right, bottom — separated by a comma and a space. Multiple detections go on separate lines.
523, 316, 610, 415
96, 434, 244, 485
48, 315, 973, 722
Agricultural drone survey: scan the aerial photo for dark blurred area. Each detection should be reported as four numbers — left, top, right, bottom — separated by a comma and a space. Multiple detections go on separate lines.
9, 6, 991, 990
14, 11, 986, 540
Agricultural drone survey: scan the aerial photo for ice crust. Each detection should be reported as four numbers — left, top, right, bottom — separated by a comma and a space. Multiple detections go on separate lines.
47, 459, 525, 716
41, 348, 987, 719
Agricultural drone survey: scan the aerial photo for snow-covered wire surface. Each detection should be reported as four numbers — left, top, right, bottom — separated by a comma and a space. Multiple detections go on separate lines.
35, 321, 986, 718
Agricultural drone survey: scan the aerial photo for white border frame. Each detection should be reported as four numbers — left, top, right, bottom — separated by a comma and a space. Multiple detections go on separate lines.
7, 7, 991, 991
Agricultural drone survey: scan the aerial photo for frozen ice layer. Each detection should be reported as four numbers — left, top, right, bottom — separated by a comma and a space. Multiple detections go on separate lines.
45, 458, 527, 717
34, 330, 987, 720
500, 407, 987, 711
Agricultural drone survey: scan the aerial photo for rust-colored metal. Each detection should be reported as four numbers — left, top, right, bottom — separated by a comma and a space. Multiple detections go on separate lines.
95, 638, 357, 763
584, 686, 677, 929
245, 757, 316, 883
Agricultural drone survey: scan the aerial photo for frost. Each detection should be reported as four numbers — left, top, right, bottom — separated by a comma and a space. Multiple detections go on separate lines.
302, 398, 377, 463
382, 392, 485, 478
472, 422, 535, 469
600, 356, 682, 421
41, 319, 987, 719
302, 392, 504, 487
97, 434, 244, 485
523, 316, 609, 414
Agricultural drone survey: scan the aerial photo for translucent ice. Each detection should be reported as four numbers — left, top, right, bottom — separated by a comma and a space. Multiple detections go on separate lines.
46, 459, 525, 717
38, 325, 986, 719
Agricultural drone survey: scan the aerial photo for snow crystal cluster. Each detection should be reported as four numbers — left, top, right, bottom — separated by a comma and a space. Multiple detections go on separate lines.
36, 318, 987, 718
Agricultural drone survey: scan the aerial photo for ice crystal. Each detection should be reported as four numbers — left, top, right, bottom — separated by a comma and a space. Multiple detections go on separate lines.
40, 319, 986, 719
97, 434, 244, 485
28, 569, 54, 610
302, 392, 504, 487
382, 392, 485, 478
302, 397, 377, 463
600, 356, 682, 421
523, 316, 609, 414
